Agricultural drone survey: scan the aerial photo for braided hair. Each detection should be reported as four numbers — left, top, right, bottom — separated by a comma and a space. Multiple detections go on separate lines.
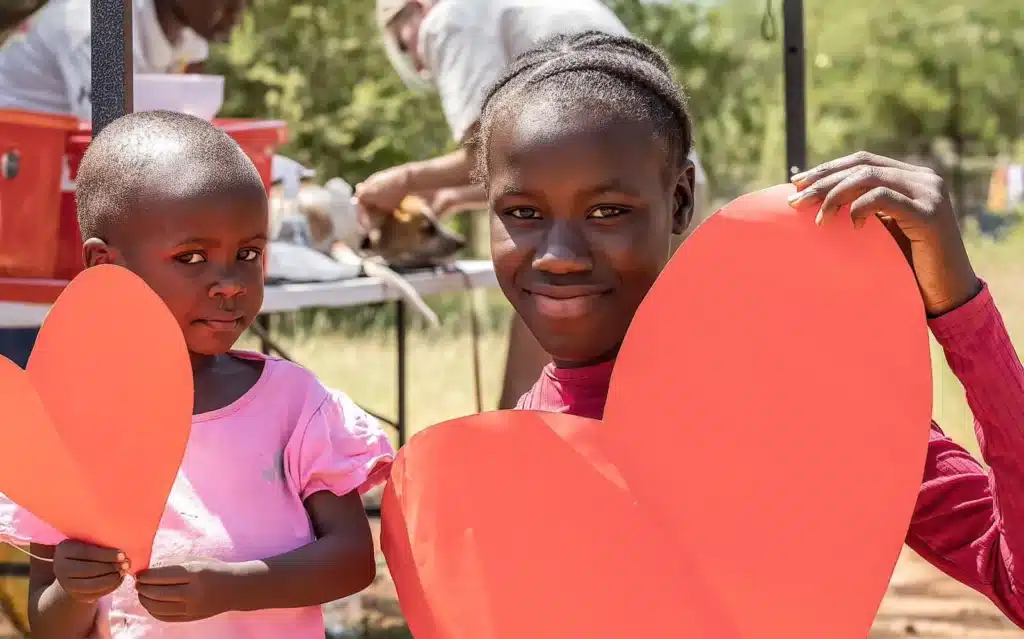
472, 30, 693, 183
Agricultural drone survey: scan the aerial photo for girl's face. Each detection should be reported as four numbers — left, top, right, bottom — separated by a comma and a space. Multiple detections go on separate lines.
487, 100, 694, 367
86, 190, 268, 362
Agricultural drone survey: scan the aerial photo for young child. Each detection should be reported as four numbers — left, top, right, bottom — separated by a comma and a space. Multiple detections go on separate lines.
475, 31, 1024, 627
0, 111, 394, 638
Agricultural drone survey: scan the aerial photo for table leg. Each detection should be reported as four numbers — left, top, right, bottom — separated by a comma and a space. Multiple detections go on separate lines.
395, 300, 407, 448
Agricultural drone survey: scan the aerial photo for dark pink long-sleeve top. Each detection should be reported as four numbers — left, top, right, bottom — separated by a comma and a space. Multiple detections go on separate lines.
517, 283, 1024, 627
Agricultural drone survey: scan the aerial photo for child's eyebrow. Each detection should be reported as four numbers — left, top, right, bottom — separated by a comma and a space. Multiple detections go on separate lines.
581, 178, 639, 197
172, 233, 269, 247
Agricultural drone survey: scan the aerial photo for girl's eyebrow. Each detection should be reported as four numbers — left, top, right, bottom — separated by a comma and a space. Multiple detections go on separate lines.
582, 178, 638, 197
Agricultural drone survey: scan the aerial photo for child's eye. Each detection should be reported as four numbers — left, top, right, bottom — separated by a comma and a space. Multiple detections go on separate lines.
176, 252, 206, 265
588, 206, 628, 219
238, 248, 262, 262
505, 207, 540, 220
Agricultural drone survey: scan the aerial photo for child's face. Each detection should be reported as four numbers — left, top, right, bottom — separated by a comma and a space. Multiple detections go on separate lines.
87, 193, 268, 359
486, 101, 694, 366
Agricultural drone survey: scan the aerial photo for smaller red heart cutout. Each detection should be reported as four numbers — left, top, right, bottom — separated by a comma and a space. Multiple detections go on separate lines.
382, 185, 933, 639
0, 265, 193, 571
0, 357, 104, 545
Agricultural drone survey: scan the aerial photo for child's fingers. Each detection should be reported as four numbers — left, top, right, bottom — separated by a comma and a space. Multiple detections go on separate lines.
791, 151, 927, 187
135, 582, 189, 602
61, 558, 126, 580
135, 564, 189, 585
68, 572, 124, 596
137, 593, 188, 619
848, 187, 920, 229
813, 166, 920, 225
58, 541, 126, 565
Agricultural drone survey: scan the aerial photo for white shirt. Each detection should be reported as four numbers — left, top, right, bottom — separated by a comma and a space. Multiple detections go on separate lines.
0, 0, 209, 121
416, 0, 707, 187
417, 0, 629, 144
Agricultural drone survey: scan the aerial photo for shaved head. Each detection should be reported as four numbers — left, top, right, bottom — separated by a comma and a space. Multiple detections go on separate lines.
75, 110, 267, 243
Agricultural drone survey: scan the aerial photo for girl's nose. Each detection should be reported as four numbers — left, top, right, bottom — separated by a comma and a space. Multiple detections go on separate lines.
532, 221, 593, 275
209, 275, 246, 299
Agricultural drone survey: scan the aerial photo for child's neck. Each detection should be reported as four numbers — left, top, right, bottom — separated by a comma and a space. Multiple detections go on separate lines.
553, 344, 620, 370
189, 352, 265, 415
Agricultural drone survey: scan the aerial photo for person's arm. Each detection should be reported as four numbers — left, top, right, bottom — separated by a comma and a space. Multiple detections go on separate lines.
905, 282, 1024, 627
428, 182, 488, 217
401, 145, 476, 195
29, 545, 100, 639
29, 541, 126, 639
227, 490, 376, 610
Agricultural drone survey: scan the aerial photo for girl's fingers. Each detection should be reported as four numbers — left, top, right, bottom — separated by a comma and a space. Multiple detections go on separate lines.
792, 151, 930, 187
60, 541, 125, 564
62, 559, 125, 580
137, 594, 188, 619
135, 582, 189, 602
848, 187, 920, 229
814, 166, 918, 225
69, 572, 124, 596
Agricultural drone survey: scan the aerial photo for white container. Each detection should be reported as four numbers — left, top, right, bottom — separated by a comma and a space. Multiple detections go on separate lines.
133, 74, 225, 120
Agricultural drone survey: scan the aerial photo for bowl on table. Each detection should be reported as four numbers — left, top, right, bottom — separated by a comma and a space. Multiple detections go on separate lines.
133, 74, 225, 120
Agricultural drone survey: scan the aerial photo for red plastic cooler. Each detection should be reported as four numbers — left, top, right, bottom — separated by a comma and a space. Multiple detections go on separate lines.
0, 111, 287, 302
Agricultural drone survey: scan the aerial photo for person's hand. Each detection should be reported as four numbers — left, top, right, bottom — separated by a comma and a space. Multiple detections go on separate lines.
788, 151, 982, 317
52, 540, 129, 604
354, 165, 414, 222
429, 184, 487, 217
135, 558, 236, 623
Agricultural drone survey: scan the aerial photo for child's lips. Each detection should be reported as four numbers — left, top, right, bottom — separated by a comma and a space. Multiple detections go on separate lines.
524, 285, 612, 321
196, 317, 242, 331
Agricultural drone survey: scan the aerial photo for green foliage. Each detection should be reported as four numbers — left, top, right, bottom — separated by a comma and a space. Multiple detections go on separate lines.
208, 0, 1022, 205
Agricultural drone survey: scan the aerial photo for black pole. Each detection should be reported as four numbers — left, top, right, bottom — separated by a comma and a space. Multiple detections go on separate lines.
91, 0, 132, 135
782, 0, 806, 179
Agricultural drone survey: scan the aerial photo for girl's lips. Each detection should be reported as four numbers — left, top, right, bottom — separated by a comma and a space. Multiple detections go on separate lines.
527, 291, 610, 321
197, 318, 242, 331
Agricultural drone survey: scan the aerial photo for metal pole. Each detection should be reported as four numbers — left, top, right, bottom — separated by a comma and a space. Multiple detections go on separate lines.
91, 0, 133, 135
782, 0, 806, 179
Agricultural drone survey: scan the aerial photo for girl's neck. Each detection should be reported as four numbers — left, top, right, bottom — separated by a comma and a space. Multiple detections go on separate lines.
552, 344, 620, 370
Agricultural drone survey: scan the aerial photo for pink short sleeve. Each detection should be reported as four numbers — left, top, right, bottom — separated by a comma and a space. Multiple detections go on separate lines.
285, 390, 395, 501
0, 493, 64, 547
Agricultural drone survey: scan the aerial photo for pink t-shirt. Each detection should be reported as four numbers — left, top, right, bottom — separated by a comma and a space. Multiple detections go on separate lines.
0, 352, 395, 639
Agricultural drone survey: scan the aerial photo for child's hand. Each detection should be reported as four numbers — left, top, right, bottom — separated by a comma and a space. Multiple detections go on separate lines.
135, 558, 235, 623
788, 151, 982, 316
52, 540, 129, 604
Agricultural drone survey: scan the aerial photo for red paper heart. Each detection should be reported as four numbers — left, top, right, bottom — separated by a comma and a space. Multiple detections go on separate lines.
1, 265, 193, 571
382, 185, 933, 638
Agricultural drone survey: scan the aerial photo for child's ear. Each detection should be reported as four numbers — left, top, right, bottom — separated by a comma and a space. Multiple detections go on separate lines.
82, 238, 122, 268
671, 162, 696, 235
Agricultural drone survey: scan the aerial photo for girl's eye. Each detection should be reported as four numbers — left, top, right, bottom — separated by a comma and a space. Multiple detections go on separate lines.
238, 248, 262, 262
588, 206, 628, 220
176, 252, 206, 265
505, 207, 540, 220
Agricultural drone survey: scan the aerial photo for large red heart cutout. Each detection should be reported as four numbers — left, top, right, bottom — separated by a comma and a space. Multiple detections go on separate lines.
0, 264, 193, 571
381, 185, 933, 638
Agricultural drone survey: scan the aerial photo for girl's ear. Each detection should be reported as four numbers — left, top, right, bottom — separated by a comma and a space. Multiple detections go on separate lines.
671, 162, 696, 235
82, 238, 123, 268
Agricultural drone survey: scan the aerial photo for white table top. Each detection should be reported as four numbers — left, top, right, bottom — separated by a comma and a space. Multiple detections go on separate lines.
0, 260, 498, 329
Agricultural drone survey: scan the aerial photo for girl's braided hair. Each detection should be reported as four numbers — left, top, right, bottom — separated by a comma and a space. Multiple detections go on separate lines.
472, 30, 693, 183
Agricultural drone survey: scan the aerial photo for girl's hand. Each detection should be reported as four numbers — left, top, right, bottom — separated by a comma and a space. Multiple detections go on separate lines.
135, 558, 235, 623
52, 540, 129, 604
788, 151, 982, 316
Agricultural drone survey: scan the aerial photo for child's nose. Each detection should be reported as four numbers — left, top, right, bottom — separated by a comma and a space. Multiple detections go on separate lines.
209, 274, 246, 299
532, 222, 593, 274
